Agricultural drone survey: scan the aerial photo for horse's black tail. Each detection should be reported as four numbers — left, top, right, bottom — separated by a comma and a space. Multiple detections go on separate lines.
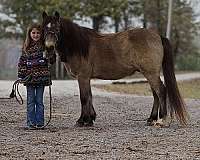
161, 36, 188, 125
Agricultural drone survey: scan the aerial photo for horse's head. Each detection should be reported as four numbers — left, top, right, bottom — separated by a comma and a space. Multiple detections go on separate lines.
42, 11, 61, 58
42, 11, 90, 62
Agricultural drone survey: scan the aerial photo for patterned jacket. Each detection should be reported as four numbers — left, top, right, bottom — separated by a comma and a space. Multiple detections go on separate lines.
18, 42, 51, 86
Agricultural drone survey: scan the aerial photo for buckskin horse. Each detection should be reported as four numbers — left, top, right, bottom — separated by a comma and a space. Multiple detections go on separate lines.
42, 11, 188, 127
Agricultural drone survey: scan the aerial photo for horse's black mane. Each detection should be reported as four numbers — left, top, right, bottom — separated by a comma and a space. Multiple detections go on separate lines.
57, 18, 98, 61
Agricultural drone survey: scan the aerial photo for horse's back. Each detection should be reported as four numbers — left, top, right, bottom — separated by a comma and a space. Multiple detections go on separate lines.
89, 28, 163, 79
101, 27, 163, 62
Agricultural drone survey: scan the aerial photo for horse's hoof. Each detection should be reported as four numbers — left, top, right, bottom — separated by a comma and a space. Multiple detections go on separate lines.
84, 121, 94, 127
156, 117, 171, 128
153, 119, 164, 128
75, 121, 84, 127
147, 118, 155, 126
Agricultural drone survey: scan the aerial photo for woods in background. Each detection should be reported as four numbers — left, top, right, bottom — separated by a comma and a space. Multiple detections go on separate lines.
0, 0, 199, 79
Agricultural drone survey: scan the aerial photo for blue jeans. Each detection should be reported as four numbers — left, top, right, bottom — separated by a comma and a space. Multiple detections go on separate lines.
26, 85, 45, 127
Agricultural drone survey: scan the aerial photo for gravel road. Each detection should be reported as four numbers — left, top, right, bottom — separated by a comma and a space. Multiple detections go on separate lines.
0, 78, 200, 160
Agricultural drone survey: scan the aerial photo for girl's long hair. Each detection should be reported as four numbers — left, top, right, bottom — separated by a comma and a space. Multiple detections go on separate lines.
22, 23, 43, 53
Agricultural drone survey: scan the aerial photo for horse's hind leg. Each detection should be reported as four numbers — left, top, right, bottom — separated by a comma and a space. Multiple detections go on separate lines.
144, 74, 167, 126
76, 77, 96, 127
147, 88, 159, 125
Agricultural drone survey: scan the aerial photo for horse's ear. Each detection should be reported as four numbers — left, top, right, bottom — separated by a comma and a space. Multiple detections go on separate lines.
54, 11, 60, 19
42, 11, 48, 20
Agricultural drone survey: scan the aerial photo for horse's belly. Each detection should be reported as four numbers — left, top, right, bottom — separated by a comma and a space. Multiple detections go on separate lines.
92, 65, 137, 80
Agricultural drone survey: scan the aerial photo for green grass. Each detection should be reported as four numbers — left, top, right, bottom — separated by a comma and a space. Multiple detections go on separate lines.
93, 79, 200, 99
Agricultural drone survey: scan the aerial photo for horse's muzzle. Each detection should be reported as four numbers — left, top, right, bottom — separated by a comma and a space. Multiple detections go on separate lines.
45, 40, 56, 49
45, 34, 57, 48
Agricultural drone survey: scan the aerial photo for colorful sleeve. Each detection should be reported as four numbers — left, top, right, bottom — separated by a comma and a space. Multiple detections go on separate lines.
18, 55, 27, 79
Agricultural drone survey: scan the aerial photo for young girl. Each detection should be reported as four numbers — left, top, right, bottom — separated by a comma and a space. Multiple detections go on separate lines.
18, 24, 52, 129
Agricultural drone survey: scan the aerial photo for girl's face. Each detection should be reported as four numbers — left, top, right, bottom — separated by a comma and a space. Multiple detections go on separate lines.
30, 28, 41, 42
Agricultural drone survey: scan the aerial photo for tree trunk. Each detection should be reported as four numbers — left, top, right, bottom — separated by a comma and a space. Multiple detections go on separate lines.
92, 16, 103, 31
142, 1, 147, 28
156, 0, 162, 34
173, 28, 179, 59
123, 10, 129, 30
114, 17, 120, 32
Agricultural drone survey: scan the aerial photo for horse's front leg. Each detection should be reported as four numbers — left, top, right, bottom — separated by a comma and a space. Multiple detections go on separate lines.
76, 77, 96, 127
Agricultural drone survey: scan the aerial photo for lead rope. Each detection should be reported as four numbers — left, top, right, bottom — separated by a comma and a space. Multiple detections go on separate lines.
0, 52, 54, 129
9, 75, 32, 104
0, 80, 23, 103
0, 75, 30, 102
0, 73, 53, 129
11, 79, 23, 105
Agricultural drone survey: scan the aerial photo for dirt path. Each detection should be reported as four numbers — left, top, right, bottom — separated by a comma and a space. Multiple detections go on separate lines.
0, 80, 200, 160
